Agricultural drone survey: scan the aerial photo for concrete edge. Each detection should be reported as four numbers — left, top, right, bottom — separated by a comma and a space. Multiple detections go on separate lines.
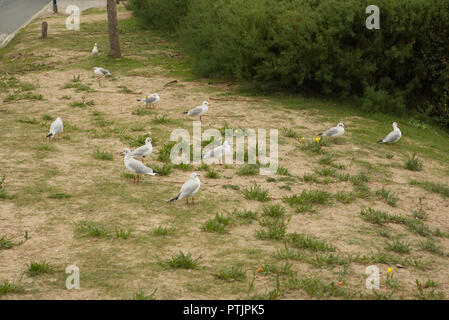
0, 1, 52, 49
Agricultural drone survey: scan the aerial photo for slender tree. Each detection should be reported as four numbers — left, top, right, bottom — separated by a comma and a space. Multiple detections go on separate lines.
107, 0, 121, 58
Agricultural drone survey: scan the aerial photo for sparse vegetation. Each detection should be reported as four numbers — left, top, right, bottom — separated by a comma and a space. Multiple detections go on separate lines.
405, 154, 424, 171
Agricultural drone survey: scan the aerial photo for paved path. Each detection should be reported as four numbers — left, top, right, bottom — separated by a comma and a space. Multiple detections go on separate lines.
0, 0, 50, 43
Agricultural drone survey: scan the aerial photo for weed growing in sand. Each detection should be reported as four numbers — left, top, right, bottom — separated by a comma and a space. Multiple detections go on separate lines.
405, 154, 423, 171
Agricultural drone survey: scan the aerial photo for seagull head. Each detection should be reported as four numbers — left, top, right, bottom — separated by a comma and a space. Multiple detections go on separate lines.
393, 122, 398, 128
338, 122, 345, 128
94, 43, 98, 46
190, 172, 200, 179
223, 140, 230, 146
145, 137, 152, 144
120, 148, 131, 156
202, 101, 209, 107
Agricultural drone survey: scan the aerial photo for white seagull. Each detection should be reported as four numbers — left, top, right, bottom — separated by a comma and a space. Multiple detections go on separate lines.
137, 93, 160, 109
93, 67, 111, 86
318, 122, 345, 144
378, 122, 402, 144
130, 137, 153, 162
92, 43, 99, 55
120, 148, 158, 183
47, 117, 63, 140
167, 172, 201, 205
203, 140, 231, 165
184, 101, 209, 123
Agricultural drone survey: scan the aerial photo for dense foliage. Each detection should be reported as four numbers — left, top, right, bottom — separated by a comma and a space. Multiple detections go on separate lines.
128, 0, 449, 127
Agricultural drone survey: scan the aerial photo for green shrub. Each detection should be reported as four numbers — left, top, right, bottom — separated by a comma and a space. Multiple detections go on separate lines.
130, 0, 449, 127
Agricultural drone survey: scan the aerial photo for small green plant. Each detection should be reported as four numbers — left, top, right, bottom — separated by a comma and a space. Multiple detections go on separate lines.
115, 228, 132, 239
405, 154, 423, 171
132, 108, 154, 116
376, 188, 399, 207
386, 240, 411, 254
277, 166, 290, 176
232, 209, 257, 223
130, 289, 157, 300
48, 193, 71, 199
335, 191, 355, 204
157, 142, 176, 163
414, 280, 445, 300
26, 261, 53, 277
70, 97, 94, 108
282, 127, 299, 138
350, 171, 369, 186
288, 233, 335, 252
255, 223, 286, 241
152, 163, 172, 176
206, 168, 220, 179
41, 114, 54, 121
152, 114, 170, 124
222, 184, 240, 191
162, 251, 201, 269
237, 164, 259, 176
360, 208, 391, 225
93, 149, 113, 161
0, 281, 25, 297
0, 236, 17, 250
215, 265, 246, 281
242, 183, 271, 202
152, 226, 175, 236
62, 80, 93, 92
418, 239, 444, 256
314, 167, 337, 177
262, 204, 286, 218
201, 213, 231, 233
283, 189, 332, 210
74, 221, 108, 238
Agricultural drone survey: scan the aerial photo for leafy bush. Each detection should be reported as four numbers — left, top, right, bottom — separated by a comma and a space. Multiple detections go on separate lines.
129, 0, 449, 128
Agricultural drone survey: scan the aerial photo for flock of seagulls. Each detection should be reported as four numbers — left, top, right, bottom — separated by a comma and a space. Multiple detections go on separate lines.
43, 43, 404, 204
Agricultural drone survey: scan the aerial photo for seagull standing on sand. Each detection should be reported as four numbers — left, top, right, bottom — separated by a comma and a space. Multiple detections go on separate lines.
130, 137, 153, 163
203, 140, 231, 165
120, 148, 158, 184
318, 122, 345, 144
92, 43, 99, 55
47, 117, 63, 140
93, 67, 111, 86
377, 122, 402, 144
137, 93, 160, 109
184, 101, 209, 123
167, 172, 201, 205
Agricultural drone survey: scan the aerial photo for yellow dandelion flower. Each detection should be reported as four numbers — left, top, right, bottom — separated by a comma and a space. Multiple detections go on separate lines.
387, 267, 392, 274
315, 137, 321, 143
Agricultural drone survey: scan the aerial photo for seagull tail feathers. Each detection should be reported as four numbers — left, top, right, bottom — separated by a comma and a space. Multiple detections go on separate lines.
167, 193, 180, 203
377, 139, 384, 143
46, 133, 53, 139
183, 111, 188, 114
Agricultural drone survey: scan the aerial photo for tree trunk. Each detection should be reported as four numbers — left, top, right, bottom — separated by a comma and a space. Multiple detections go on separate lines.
107, 0, 121, 58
